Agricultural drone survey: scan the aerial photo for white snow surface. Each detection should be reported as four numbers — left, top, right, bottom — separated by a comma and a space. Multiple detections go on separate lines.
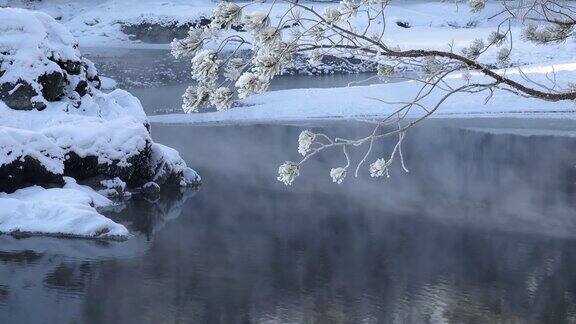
100, 76, 118, 90
151, 63, 576, 124
0, 7, 81, 87
2, 0, 575, 68
0, 177, 129, 239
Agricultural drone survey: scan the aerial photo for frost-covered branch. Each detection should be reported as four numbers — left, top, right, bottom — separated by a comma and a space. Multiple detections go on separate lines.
171, 0, 576, 185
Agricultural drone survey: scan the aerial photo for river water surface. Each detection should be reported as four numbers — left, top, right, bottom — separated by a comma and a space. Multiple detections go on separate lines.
1, 49, 576, 324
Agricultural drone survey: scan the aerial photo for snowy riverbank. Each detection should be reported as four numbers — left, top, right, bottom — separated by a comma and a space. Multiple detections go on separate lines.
2, 0, 574, 67
0, 8, 200, 239
150, 62, 576, 125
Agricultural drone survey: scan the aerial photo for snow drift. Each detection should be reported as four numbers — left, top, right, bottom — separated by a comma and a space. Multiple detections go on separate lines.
0, 178, 129, 239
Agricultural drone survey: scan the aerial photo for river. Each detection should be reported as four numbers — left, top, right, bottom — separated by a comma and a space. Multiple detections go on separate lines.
1, 48, 576, 324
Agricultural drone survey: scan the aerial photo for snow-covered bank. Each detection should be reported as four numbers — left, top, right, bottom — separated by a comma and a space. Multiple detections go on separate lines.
150, 63, 576, 125
0, 8, 200, 239
0, 178, 128, 239
0, 0, 221, 47
2, 1, 574, 68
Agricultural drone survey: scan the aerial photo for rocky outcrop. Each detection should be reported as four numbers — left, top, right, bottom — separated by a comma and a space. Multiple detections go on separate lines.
120, 17, 244, 44
0, 8, 201, 196
0, 157, 64, 194
121, 19, 208, 44
0, 56, 101, 111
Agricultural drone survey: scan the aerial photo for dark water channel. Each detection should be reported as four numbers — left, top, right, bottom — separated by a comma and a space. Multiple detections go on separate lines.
1, 48, 576, 323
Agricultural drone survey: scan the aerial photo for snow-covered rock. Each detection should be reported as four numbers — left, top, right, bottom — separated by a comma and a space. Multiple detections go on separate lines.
0, 88, 156, 193
0, 8, 200, 238
151, 143, 201, 187
0, 8, 100, 110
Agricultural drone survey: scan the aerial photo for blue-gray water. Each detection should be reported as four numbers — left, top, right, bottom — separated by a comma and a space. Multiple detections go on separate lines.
1, 120, 576, 323
2, 48, 576, 323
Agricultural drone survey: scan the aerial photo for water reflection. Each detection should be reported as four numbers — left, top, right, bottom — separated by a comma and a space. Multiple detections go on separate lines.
105, 188, 199, 241
1, 121, 576, 323
0, 189, 196, 323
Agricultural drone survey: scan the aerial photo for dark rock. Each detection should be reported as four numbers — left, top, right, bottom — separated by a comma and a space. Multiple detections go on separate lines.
38, 71, 66, 101
0, 72, 67, 110
1, 53, 101, 110
63, 141, 153, 188
396, 20, 411, 28
283, 53, 377, 75
0, 156, 64, 193
74, 80, 89, 96
0, 140, 154, 193
120, 21, 199, 44
151, 164, 178, 187
79, 175, 126, 197
54, 59, 82, 75
0, 71, 66, 110
140, 181, 161, 200
120, 17, 244, 44
88, 74, 101, 89
0, 80, 46, 110
119, 17, 294, 44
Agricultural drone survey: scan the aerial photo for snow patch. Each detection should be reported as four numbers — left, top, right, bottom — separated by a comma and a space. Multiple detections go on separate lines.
0, 177, 129, 239
100, 76, 117, 90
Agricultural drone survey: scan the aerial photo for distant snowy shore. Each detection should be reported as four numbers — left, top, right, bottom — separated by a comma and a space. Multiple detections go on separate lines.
13, 0, 566, 124
3, 0, 574, 68
150, 62, 576, 125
